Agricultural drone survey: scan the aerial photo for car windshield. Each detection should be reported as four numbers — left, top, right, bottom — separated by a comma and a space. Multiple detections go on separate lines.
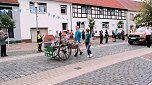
136, 27, 146, 32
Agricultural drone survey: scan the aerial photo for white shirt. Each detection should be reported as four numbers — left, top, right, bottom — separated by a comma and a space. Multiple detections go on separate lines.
145, 28, 152, 35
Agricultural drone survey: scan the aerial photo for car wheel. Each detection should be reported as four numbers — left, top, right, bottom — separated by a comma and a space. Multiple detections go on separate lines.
128, 41, 133, 45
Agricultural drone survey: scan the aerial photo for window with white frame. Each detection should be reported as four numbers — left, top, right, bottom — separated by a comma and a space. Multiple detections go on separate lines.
38, 3, 47, 13
62, 23, 68, 31
102, 22, 109, 29
29, 2, 47, 13
61, 5, 67, 14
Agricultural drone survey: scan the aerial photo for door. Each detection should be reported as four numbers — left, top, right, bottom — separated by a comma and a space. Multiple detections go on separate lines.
30, 28, 48, 42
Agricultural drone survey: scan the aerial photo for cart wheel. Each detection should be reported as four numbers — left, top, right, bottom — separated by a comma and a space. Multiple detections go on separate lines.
52, 48, 58, 58
58, 45, 71, 60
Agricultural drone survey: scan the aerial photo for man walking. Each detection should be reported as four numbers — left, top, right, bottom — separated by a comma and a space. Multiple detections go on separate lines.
145, 27, 152, 48
74, 26, 81, 43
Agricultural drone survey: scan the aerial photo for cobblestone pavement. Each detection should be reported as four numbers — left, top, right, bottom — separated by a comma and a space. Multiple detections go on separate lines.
57, 58, 152, 85
3, 38, 126, 57
0, 43, 145, 83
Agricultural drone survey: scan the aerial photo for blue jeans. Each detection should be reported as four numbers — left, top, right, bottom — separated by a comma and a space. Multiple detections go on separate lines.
85, 42, 92, 56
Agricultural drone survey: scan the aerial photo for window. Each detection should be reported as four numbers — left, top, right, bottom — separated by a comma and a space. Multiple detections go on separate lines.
77, 22, 81, 28
102, 22, 109, 29
99, 8, 104, 15
62, 23, 68, 31
30, 2, 47, 13
30, 2, 35, 13
87, 7, 92, 14
130, 13, 134, 21
61, 5, 67, 14
81, 6, 87, 13
39, 3, 47, 13
8, 28, 14, 38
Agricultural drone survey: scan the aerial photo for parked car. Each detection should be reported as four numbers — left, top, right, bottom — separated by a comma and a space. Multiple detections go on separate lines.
128, 27, 148, 45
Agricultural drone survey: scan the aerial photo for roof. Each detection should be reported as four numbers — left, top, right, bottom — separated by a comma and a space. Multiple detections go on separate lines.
117, 0, 142, 11
0, 0, 19, 6
57, 0, 126, 9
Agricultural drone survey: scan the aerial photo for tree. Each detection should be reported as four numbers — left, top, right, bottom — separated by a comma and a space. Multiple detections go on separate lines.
0, 14, 15, 29
88, 17, 95, 34
134, 14, 144, 27
117, 21, 124, 28
135, 0, 152, 26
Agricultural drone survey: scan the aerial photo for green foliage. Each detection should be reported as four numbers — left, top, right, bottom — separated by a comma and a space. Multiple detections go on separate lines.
88, 17, 95, 28
117, 21, 124, 28
0, 14, 15, 29
134, 14, 144, 27
135, 1, 152, 26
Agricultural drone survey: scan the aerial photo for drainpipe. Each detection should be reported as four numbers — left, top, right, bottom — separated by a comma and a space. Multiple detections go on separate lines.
126, 11, 129, 36
70, 3, 72, 30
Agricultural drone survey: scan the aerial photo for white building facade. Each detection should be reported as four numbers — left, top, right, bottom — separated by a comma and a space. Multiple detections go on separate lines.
1, 0, 141, 42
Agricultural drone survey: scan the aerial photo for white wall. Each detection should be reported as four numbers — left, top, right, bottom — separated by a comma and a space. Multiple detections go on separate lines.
12, 6, 21, 41
18, 0, 71, 40
72, 18, 126, 36
127, 11, 139, 34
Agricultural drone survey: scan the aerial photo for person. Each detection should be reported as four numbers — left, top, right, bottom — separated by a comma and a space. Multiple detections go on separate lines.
55, 31, 59, 42
82, 30, 85, 43
105, 30, 109, 43
59, 31, 62, 40
70, 30, 74, 39
37, 31, 44, 52
74, 26, 82, 43
0, 30, 8, 57
114, 29, 118, 38
112, 30, 116, 42
92, 31, 95, 40
121, 30, 125, 40
145, 27, 152, 48
99, 30, 103, 44
85, 29, 92, 58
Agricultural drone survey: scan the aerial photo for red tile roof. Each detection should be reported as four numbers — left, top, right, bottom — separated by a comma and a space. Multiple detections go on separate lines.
57, 0, 126, 9
117, 0, 142, 11
0, 0, 18, 4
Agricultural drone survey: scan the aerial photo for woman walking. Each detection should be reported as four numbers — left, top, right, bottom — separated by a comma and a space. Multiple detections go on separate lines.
121, 30, 125, 40
85, 29, 92, 58
99, 30, 103, 44
82, 30, 85, 43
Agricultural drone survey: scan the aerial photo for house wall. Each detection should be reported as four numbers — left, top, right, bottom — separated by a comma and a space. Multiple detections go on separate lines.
18, 0, 71, 40
72, 18, 126, 36
126, 11, 139, 34
12, 6, 21, 41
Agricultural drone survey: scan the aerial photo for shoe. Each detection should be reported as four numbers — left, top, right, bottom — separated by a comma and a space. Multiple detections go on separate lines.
1, 56, 4, 57
4, 55, 8, 57
40, 50, 44, 52
74, 54, 78, 57
87, 55, 90, 58
90, 54, 93, 57
80, 52, 83, 55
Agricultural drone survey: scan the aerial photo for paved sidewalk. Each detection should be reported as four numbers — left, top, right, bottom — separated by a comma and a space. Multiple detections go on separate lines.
1, 47, 151, 85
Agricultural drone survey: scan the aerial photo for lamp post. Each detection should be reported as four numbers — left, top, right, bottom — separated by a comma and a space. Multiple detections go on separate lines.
34, 2, 38, 31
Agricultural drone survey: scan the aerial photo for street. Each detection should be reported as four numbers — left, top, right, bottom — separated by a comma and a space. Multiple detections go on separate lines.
0, 40, 152, 85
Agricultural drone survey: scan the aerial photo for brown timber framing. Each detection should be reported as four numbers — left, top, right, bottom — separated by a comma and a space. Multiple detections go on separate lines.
72, 3, 127, 20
